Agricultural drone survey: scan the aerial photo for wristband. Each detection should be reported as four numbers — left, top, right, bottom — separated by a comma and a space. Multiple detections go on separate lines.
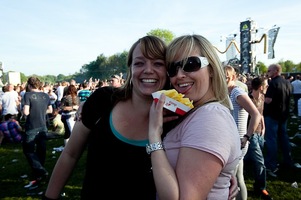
243, 134, 250, 141
146, 142, 164, 154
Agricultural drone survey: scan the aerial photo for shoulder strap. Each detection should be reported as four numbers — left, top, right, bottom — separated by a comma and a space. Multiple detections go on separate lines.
81, 86, 116, 129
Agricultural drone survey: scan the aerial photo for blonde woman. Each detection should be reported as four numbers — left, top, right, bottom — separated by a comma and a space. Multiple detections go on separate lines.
148, 34, 241, 199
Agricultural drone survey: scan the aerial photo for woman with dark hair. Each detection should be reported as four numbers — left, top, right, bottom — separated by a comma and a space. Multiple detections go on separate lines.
45, 36, 170, 199
60, 85, 80, 145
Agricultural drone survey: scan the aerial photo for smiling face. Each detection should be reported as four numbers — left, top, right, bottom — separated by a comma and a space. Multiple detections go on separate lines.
166, 34, 231, 109
169, 51, 214, 106
131, 43, 167, 97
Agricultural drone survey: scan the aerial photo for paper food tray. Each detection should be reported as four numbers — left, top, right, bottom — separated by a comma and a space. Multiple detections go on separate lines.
152, 91, 192, 116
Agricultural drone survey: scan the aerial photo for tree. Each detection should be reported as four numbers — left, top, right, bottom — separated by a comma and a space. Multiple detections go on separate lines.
43, 75, 57, 84
82, 54, 107, 80
278, 60, 295, 73
20, 72, 27, 83
147, 29, 175, 44
72, 29, 175, 81
255, 61, 267, 75
295, 62, 301, 73
57, 74, 67, 82
107, 51, 128, 76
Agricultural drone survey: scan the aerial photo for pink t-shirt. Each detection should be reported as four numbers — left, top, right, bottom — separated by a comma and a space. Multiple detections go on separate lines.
163, 102, 241, 199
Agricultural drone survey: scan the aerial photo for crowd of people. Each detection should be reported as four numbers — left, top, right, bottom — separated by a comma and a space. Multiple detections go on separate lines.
230, 64, 301, 200
0, 75, 125, 145
0, 34, 300, 200
0, 74, 125, 192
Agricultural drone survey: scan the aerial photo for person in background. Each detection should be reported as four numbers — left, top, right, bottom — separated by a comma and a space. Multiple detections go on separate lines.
264, 64, 301, 178
245, 77, 272, 200
148, 34, 241, 199
47, 109, 65, 139
77, 82, 91, 102
291, 74, 301, 115
109, 74, 122, 87
63, 79, 77, 97
22, 76, 53, 190
0, 120, 3, 145
245, 77, 253, 94
48, 84, 58, 110
225, 65, 261, 200
43, 83, 55, 128
287, 75, 294, 82
97, 79, 109, 88
0, 84, 20, 119
233, 66, 248, 93
14, 84, 23, 112
0, 113, 22, 144
55, 81, 67, 108
60, 85, 80, 146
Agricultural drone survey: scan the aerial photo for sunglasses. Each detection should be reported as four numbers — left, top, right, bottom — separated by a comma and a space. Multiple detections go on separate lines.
167, 56, 209, 77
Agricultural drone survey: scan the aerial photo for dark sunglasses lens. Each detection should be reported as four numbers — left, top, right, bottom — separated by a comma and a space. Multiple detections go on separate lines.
168, 62, 181, 77
168, 57, 202, 77
184, 57, 201, 72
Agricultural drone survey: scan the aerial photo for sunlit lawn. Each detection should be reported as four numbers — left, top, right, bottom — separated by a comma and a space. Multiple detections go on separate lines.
0, 112, 300, 200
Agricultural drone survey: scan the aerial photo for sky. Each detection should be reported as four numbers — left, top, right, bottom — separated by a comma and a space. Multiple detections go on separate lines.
1, 0, 301, 76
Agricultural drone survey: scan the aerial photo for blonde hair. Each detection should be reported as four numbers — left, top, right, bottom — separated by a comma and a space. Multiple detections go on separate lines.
166, 34, 231, 109
224, 65, 236, 79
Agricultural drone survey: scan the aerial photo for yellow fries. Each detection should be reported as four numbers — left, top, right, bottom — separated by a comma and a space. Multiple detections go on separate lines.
160, 89, 194, 108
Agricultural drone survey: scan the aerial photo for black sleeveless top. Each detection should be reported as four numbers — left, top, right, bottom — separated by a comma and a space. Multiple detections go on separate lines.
81, 87, 156, 200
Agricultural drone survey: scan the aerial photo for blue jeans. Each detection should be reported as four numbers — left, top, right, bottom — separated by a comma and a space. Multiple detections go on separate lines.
245, 133, 266, 190
22, 126, 48, 179
264, 116, 292, 171
293, 94, 301, 114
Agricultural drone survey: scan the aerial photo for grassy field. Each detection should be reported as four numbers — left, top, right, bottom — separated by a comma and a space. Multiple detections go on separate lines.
0, 113, 300, 199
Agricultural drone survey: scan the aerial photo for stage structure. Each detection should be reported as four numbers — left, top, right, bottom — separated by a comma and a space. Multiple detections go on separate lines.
215, 18, 280, 75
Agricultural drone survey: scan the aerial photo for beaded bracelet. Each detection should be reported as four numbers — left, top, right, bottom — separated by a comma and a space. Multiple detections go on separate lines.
146, 142, 164, 154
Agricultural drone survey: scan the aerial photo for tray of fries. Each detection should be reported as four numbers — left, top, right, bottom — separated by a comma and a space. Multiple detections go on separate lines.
152, 89, 194, 116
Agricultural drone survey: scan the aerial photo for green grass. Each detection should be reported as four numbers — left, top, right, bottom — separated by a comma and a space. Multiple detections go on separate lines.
0, 113, 300, 199
0, 137, 87, 200
244, 112, 301, 200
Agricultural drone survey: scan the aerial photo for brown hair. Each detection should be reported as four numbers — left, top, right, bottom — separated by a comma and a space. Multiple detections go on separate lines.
66, 85, 78, 105
26, 76, 42, 90
113, 35, 168, 101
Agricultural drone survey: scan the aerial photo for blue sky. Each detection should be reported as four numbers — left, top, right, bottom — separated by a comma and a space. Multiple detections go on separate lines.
1, 0, 300, 76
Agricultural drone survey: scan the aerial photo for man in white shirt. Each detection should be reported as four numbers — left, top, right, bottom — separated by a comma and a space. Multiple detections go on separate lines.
55, 81, 67, 108
0, 84, 20, 118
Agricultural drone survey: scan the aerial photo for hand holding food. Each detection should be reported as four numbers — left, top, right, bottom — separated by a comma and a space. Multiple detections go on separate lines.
159, 89, 194, 109
152, 89, 194, 116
